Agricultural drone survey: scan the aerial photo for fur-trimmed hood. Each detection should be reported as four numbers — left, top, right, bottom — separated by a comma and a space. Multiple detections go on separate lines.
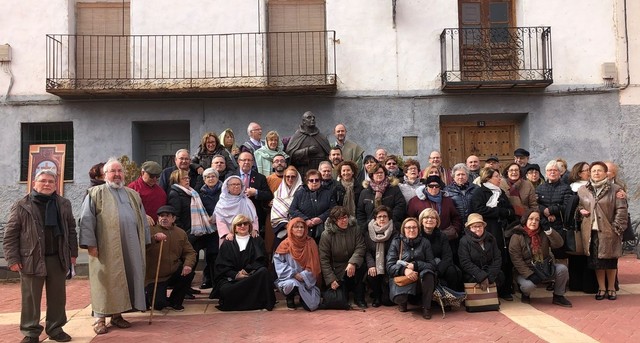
361, 176, 400, 190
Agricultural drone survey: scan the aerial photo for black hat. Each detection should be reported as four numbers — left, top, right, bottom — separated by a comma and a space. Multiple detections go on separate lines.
514, 148, 530, 157
424, 175, 445, 188
524, 163, 541, 174
157, 205, 177, 216
486, 156, 499, 163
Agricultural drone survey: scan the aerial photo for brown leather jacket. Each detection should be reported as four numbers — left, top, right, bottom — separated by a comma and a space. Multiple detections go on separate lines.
3, 194, 78, 276
508, 226, 563, 278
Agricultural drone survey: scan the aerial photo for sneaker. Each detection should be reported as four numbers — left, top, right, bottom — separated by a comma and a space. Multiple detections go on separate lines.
552, 294, 573, 308
49, 331, 72, 342
521, 294, 531, 304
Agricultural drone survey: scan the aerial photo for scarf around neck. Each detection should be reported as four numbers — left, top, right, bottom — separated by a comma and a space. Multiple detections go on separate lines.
507, 178, 521, 197
275, 218, 322, 283
367, 219, 394, 274
215, 176, 258, 229
483, 182, 502, 208
370, 177, 390, 206
271, 172, 303, 227
341, 179, 356, 216
424, 189, 443, 214
173, 184, 212, 236
525, 226, 543, 261
30, 190, 62, 237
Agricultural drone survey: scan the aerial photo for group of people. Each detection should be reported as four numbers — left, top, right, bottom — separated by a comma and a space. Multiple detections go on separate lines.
3, 113, 631, 342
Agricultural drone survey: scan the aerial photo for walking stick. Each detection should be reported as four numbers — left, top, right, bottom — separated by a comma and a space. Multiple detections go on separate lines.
149, 239, 164, 325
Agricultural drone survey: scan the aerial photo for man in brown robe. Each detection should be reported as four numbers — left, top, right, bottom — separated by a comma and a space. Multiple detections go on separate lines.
285, 111, 331, 176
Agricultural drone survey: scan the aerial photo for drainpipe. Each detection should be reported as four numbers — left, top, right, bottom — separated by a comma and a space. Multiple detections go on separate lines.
619, 0, 631, 90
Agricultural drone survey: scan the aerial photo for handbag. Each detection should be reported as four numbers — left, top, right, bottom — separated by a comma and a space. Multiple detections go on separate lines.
393, 241, 417, 287
432, 283, 466, 318
319, 284, 350, 310
525, 244, 556, 283
464, 282, 500, 312
560, 211, 584, 255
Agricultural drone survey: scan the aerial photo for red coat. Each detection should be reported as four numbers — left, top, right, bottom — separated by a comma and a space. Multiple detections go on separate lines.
407, 192, 462, 239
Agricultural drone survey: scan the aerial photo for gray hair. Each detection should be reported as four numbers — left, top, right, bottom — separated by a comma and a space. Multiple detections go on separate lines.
451, 163, 469, 177
35, 169, 57, 181
175, 149, 189, 158
203, 168, 219, 178
318, 161, 332, 170
545, 160, 562, 171
103, 157, 121, 173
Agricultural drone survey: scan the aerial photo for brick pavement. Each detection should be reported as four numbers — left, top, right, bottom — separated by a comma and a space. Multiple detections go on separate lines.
1, 254, 639, 343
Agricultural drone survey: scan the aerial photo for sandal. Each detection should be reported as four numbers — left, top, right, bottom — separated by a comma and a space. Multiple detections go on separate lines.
93, 320, 108, 335
110, 315, 132, 328
595, 289, 606, 301
607, 290, 617, 300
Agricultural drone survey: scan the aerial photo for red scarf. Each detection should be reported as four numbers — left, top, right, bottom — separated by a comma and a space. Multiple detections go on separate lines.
525, 225, 542, 259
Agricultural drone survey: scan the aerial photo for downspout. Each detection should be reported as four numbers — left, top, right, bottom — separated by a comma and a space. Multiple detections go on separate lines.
619, 0, 631, 90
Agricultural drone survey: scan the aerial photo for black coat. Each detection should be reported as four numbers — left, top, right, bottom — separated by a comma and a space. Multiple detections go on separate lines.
386, 236, 436, 277
536, 181, 573, 231
334, 181, 363, 211
199, 183, 222, 215
470, 185, 514, 249
444, 182, 477, 225
357, 181, 406, 232
167, 185, 192, 233
289, 185, 336, 223
364, 227, 398, 269
159, 165, 199, 195
233, 170, 273, 231
423, 228, 455, 276
458, 231, 502, 283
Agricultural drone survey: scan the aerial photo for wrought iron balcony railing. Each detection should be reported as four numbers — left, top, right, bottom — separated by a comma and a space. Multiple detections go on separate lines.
46, 31, 337, 98
440, 27, 552, 90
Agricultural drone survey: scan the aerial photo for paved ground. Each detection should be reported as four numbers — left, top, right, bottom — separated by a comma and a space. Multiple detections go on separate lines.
1, 253, 639, 343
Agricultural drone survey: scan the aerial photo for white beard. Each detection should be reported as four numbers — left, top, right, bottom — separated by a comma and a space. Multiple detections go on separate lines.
107, 180, 123, 189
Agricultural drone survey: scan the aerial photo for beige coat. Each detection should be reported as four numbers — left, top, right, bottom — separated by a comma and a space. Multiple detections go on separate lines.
577, 181, 628, 258
500, 178, 538, 216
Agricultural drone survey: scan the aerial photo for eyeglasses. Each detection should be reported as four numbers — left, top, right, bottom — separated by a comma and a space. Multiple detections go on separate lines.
238, 158, 253, 162
181, 177, 190, 180
292, 225, 305, 230
386, 162, 397, 165
404, 226, 419, 231
427, 184, 441, 189
508, 169, 520, 173
204, 175, 218, 179
469, 224, 484, 230
146, 173, 160, 179
581, 169, 590, 173
236, 222, 250, 227
228, 183, 242, 187
307, 178, 320, 183
285, 175, 297, 179
424, 216, 437, 220
376, 214, 389, 219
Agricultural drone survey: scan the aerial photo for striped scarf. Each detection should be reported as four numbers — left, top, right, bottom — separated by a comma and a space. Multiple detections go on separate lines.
174, 184, 213, 236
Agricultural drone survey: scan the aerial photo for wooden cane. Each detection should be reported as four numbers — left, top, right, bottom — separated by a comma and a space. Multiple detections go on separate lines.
149, 239, 164, 325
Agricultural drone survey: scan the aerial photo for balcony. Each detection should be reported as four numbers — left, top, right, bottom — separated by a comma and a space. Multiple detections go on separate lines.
440, 27, 552, 91
46, 31, 337, 99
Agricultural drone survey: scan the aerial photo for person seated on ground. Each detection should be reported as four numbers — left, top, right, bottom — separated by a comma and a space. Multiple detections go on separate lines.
145, 205, 197, 312
458, 213, 505, 294
364, 205, 398, 307
386, 217, 437, 320
334, 161, 362, 217
254, 130, 289, 176
319, 206, 367, 309
289, 169, 336, 243
273, 218, 321, 311
271, 166, 303, 251
214, 176, 259, 247
357, 162, 406, 232
398, 159, 423, 203
213, 214, 276, 310
419, 208, 462, 291
508, 209, 572, 307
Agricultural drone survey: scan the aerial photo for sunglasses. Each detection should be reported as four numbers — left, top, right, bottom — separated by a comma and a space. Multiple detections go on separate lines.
237, 222, 250, 227
427, 184, 441, 189
147, 173, 160, 179
307, 179, 320, 183
285, 175, 297, 179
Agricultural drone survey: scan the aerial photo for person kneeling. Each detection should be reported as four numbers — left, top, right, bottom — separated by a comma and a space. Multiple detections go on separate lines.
145, 205, 197, 312
509, 209, 572, 307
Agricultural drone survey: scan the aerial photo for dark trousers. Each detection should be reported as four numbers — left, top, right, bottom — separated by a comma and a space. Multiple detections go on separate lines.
146, 266, 195, 310
20, 255, 68, 338
340, 264, 367, 302
393, 273, 436, 310
189, 233, 218, 283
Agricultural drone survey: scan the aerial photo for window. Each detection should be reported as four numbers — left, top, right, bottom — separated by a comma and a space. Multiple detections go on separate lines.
21, 122, 74, 181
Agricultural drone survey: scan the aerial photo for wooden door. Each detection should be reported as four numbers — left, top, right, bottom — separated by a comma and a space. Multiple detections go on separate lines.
458, 0, 516, 81
267, 0, 326, 82
76, 2, 130, 79
440, 121, 518, 169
